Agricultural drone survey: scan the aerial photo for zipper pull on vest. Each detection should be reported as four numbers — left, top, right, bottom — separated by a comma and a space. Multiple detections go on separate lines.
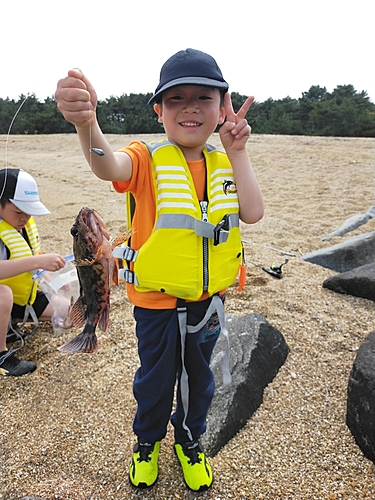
200, 201, 208, 222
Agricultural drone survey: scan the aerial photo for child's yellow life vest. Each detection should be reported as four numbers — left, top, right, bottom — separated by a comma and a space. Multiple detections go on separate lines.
119, 140, 243, 301
0, 217, 41, 306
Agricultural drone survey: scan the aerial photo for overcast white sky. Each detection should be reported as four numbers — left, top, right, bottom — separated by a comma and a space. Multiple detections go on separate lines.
1, 0, 374, 104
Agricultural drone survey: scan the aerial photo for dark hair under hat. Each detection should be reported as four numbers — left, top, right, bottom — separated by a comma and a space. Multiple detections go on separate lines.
148, 48, 229, 104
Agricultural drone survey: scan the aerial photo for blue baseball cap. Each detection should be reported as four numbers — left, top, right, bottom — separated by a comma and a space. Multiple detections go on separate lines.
148, 48, 229, 104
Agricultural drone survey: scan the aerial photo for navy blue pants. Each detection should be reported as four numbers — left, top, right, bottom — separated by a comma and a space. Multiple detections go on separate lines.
132, 298, 221, 444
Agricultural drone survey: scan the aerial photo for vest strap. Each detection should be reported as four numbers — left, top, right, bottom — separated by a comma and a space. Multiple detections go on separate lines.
185, 295, 231, 385
176, 300, 192, 441
176, 295, 231, 442
6, 304, 39, 356
155, 213, 239, 244
112, 245, 138, 262
21, 304, 39, 335
119, 268, 139, 286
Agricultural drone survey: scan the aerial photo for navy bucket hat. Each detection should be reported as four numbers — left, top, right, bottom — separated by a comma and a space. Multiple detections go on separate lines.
148, 48, 229, 104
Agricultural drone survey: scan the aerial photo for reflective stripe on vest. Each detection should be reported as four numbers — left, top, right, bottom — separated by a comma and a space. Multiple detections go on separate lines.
0, 217, 40, 306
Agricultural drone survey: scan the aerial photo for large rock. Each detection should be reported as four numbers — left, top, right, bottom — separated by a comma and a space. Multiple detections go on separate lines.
202, 313, 289, 456
301, 231, 375, 273
346, 330, 375, 464
323, 263, 375, 302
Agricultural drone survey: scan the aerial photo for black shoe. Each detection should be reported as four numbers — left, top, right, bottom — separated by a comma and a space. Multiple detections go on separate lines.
6, 324, 28, 344
0, 350, 36, 376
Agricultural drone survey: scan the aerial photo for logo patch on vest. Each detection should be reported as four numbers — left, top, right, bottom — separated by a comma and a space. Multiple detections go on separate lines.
223, 180, 237, 195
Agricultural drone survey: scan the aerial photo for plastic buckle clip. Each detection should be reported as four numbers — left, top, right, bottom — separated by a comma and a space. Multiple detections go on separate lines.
213, 215, 230, 246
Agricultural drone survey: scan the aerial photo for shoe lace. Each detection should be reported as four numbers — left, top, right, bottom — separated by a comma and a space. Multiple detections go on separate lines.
183, 441, 202, 465
137, 442, 154, 463
0, 350, 16, 367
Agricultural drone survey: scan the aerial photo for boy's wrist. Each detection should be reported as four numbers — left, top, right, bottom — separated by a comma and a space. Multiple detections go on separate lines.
226, 147, 249, 162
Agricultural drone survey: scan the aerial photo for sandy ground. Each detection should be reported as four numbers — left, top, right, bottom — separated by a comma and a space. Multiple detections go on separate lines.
0, 133, 374, 500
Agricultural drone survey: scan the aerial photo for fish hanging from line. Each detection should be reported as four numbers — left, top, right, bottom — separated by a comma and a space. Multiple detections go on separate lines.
58, 207, 131, 354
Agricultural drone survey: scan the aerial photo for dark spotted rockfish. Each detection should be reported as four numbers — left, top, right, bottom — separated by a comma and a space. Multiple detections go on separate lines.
58, 207, 130, 354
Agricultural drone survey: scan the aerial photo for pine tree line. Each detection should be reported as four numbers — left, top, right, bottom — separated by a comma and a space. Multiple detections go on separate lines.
1, 84, 374, 137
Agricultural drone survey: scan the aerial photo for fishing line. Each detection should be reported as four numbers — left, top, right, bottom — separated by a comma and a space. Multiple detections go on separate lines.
3, 70, 49, 170
0, 94, 34, 352
88, 99, 105, 168
0, 95, 29, 199
89, 105, 93, 170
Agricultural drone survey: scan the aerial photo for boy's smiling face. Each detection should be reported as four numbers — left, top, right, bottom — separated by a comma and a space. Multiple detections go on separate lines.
153, 85, 226, 160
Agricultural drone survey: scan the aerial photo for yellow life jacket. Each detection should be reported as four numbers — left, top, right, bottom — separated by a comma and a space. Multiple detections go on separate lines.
117, 140, 243, 301
0, 217, 40, 306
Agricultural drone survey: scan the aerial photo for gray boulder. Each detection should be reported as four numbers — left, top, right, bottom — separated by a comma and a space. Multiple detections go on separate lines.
202, 313, 289, 456
346, 330, 375, 463
323, 263, 375, 302
301, 231, 375, 272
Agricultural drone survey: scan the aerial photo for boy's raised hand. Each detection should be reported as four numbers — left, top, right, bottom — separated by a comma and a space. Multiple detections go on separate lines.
219, 93, 255, 152
55, 69, 98, 128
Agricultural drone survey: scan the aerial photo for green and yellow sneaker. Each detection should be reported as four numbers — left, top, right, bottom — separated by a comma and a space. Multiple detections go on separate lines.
129, 440, 160, 488
174, 440, 213, 492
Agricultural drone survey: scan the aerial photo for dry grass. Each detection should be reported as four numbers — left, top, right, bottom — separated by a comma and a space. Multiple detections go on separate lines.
0, 133, 374, 499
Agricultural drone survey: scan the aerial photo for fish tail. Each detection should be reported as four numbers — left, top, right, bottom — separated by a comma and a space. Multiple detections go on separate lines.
58, 325, 98, 354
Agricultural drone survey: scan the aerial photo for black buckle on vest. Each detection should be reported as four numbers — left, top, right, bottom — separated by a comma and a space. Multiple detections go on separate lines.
213, 215, 230, 246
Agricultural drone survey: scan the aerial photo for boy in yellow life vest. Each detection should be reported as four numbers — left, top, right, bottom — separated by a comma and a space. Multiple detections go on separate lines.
55, 48, 264, 492
0, 168, 66, 376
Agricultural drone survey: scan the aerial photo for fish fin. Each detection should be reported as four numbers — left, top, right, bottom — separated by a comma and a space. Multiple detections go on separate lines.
112, 258, 122, 285
73, 246, 104, 267
110, 231, 132, 285
72, 258, 93, 266
98, 305, 110, 332
58, 327, 98, 354
110, 230, 133, 250
73, 256, 96, 267
69, 297, 86, 327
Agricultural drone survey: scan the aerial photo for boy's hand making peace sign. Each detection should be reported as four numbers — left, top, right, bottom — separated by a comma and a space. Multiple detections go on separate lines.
219, 93, 254, 152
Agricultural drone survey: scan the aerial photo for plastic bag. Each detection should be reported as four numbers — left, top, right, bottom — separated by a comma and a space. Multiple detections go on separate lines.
33, 254, 79, 334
